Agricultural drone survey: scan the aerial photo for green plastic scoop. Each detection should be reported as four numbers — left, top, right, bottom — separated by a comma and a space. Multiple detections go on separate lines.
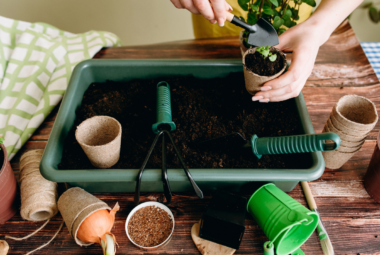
194, 132, 341, 159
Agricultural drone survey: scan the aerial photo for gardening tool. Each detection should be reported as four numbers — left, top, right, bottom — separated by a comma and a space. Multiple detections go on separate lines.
247, 183, 319, 255
134, 81, 203, 205
193, 132, 341, 159
301, 181, 334, 255
226, 12, 279, 47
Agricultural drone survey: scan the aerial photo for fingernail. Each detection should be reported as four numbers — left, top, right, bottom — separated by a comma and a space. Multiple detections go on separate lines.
261, 86, 271, 91
252, 96, 263, 101
259, 99, 270, 103
228, 4, 233, 11
210, 19, 217, 24
218, 19, 225, 27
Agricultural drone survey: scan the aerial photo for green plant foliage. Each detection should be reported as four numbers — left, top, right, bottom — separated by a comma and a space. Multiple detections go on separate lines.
369, 6, 380, 23
360, 1, 380, 24
239, 0, 317, 38
238, 0, 250, 11
269, 54, 278, 61
256, 45, 277, 62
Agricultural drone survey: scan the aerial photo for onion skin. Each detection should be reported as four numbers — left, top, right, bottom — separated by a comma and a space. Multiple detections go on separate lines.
77, 203, 120, 255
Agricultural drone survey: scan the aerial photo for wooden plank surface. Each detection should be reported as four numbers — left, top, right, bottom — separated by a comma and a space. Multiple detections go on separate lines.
3, 20, 380, 255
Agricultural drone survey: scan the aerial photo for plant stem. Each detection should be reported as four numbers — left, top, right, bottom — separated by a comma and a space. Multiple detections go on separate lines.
258, 0, 264, 19
280, 0, 290, 18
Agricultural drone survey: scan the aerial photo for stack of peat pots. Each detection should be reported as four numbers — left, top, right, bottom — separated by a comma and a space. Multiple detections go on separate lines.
322, 95, 378, 169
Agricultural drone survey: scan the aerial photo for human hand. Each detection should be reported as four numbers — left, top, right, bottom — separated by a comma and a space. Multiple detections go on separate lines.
170, 0, 232, 26
252, 22, 325, 102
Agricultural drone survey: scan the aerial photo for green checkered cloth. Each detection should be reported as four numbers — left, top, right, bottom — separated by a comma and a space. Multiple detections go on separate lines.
0, 16, 121, 160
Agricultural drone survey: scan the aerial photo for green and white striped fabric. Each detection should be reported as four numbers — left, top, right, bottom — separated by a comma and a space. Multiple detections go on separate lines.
0, 16, 121, 160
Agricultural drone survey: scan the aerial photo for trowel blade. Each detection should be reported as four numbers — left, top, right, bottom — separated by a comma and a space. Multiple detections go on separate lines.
248, 18, 279, 47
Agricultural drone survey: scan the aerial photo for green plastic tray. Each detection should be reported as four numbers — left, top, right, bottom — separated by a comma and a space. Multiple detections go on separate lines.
40, 59, 325, 193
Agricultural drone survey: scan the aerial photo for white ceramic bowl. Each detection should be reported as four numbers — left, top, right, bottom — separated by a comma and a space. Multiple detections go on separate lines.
125, 201, 175, 250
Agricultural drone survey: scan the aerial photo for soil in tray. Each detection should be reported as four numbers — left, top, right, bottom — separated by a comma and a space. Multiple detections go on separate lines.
59, 73, 311, 170
245, 49, 284, 76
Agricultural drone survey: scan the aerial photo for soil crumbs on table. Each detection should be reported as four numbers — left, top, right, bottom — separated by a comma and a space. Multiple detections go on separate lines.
128, 206, 173, 247
245, 49, 284, 76
59, 73, 311, 170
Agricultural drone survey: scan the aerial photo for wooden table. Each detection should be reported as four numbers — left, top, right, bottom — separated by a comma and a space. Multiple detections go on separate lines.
3, 20, 380, 254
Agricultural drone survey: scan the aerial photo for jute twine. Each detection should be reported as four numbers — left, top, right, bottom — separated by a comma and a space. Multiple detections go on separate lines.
5, 150, 64, 255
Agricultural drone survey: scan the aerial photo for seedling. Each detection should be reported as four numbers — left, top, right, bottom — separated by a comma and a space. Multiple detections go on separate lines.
0, 137, 4, 151
256, 45, 277, 62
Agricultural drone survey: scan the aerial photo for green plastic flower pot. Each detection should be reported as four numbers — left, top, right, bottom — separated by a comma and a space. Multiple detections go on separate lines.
247, 183, 318, 255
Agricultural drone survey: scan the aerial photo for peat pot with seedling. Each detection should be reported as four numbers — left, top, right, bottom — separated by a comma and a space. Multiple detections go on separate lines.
243, 45, 287, 94
0, 137, 19, 223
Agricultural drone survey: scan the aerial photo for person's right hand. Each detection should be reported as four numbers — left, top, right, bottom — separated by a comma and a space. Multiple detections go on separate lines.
170, 0, 232, 26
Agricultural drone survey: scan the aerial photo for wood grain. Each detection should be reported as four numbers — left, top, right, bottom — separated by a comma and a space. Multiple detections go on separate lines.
2, 20, 380, 255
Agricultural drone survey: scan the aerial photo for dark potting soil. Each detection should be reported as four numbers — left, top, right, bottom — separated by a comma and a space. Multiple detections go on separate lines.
0, 150, 4, 170
59, 73, 311, 170
245, 50, 284, 76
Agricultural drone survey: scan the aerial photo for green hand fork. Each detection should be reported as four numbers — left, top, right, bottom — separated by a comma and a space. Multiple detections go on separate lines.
194, 132, 341, 159
134, 81, 204, 205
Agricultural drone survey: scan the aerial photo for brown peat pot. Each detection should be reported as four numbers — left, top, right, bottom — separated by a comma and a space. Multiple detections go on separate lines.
0, 143, 18, 223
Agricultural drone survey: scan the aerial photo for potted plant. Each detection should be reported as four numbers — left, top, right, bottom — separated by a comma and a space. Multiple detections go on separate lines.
237, 0, 316, 55
0, 137, 19, 223
243, 45, 287, 94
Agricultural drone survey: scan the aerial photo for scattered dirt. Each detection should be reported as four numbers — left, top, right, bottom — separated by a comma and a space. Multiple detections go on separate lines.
244, 49, 284, 76
128, 206, 173, 247
59, 73, 311, 170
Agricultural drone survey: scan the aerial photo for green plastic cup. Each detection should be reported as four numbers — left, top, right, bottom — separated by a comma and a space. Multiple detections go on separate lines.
247, 183, 318, 255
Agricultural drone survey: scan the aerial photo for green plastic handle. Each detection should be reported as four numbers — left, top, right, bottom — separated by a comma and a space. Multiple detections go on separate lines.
251, 132, 341, 159
152, 81, 176, 134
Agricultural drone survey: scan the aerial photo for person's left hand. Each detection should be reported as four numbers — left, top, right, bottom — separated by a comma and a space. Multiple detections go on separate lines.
251, 21, 324, 103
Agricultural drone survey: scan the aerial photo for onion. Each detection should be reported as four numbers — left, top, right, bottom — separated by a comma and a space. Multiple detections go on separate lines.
77, 202, 120, 255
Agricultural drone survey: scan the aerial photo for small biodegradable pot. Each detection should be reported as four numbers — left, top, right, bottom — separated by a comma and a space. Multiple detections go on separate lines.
243, 47, 287, 95
332, 95, 378, 133
125, 201, 175, 251
58, 187, 111, 246
325, 117, 368, 142
75, 116, 122, 169
0, 143, 18, 223
322, 147, 361, 170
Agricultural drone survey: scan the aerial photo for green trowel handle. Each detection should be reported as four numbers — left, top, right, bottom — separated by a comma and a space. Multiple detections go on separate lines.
251, 132, 341, 159
152, 81, 176, 134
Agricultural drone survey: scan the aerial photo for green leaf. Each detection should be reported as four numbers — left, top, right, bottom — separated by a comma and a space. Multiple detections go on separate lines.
284, 18, 296, 28
269, 54, 277, 62
369, 7, 379, 23
272, 16, 284, 29
263, 6, 275, 15
250, 4, 259, 12
238, 0, 250, 11
303, 0, 316, 7
247, 12, 258, 25
239, 16, 246, 22
291, 8, 299, 20
267, 0, 279, 7
283, 9, 292, 20
278, 28, 286, 35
